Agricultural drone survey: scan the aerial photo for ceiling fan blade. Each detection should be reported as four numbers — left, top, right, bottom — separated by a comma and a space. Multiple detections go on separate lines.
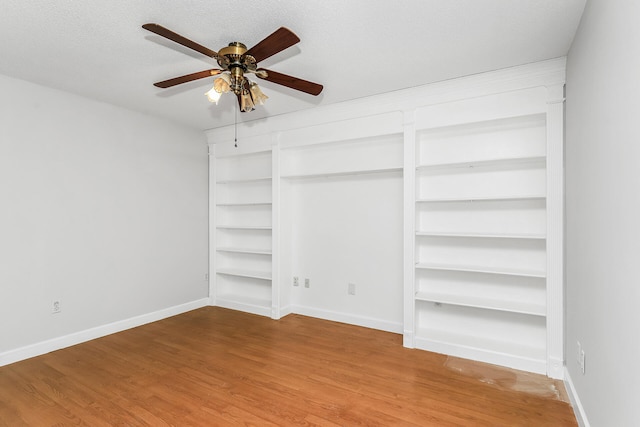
142, 23, 217, 58
245, 27, 300, 63
153, 69, 222, 88
257, 69, 323, 96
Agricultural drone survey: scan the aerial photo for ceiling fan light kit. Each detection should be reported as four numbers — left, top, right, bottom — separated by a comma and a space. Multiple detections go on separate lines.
142, 23, 323, 113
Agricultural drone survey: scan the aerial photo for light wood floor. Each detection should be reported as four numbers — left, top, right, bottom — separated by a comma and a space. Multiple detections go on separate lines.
0, 307, 577, 426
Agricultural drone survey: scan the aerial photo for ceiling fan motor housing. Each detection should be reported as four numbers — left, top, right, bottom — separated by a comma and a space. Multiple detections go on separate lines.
217, 42, 256, 94
218, 42, 247, 60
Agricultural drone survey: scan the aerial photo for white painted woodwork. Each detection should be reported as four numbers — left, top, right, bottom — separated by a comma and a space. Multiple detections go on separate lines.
410, 87, 557, 375
403, 110, 417, 348
211, 147, 274, 317
546, 84, 565, 380
207, 58, 565, 377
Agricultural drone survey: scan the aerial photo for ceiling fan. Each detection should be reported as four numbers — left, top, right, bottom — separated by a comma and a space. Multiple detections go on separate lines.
142, 24, 323, 112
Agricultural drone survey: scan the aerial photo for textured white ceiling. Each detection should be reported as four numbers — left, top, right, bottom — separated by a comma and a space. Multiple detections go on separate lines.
0, 1, 585, 131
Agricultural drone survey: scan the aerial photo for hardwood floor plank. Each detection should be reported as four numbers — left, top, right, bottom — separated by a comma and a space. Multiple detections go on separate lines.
0, 307, 577, 426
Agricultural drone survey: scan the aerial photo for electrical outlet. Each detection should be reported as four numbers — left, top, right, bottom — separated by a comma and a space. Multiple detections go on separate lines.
580, 349, 586, 374
348, 283, 356, 295
304, 278, 310, 288
293, 276, 299, 286
52, 300, 61, 314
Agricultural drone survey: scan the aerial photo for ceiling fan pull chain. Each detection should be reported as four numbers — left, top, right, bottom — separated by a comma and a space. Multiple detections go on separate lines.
234, 107, 238, 148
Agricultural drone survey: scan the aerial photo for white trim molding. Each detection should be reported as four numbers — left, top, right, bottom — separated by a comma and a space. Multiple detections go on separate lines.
205, 58, 567, 142
0, 298, 209, 367
564, 368, 591, 427
403, 109, 417, 349
546, 83, 566, 379
292, 304, 403, 334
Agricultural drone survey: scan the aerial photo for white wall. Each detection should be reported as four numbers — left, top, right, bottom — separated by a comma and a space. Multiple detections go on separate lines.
0, 74, 209, 361
565, 0, 640, 424
289, 172, 404, 331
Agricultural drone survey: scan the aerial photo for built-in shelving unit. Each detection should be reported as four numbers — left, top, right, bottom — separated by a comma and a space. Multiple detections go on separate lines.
213, 149, 274, 317
412, 106, 550, 374
206, 62, 565, 378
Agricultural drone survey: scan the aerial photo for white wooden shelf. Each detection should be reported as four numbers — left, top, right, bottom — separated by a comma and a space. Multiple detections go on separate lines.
216, 225, 272, 230
415, 231, 546, 240
216, 176, 272, 184
214, 148, 274, 319
415, 262, 546, 278
216, 268, 272, 281
416, 194, 546, 203
416, 156, 545, 171
216, 247, 272, 255
411, 100, 551, 375
415, 291, 545, 316
216, 202, 272, 207
281, 166, 402, 180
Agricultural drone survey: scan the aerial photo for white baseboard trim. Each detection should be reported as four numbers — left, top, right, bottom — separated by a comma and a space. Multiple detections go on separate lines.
414, 335, 546, 375
547, 356, 564, 379
0, 298, 210, 367
564, 367, 590, 427
291, 304, 403, 334
403, 330, 415, 348
276, 304, 293, 319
